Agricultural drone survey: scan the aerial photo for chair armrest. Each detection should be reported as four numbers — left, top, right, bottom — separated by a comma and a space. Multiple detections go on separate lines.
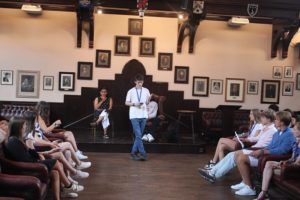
44, 132, 65, 140
258, 154, 291, 174
52, 128, 65, 133
0, 157, 49, 184
0, 173, 43, 199
280, 164, 300, 180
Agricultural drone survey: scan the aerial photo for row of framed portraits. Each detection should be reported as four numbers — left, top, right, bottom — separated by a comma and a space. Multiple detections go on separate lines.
0, 70, 76, 98
192, 77, 300, 104
95, 48, 174, 71
273, 66, 293, 79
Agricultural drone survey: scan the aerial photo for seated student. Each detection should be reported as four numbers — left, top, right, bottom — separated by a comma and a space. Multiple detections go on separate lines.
142, 94, 166, 142
254, 121, 300, 200
142, 100, 158, 142
204, 109, 263, 170
34, 108, 91, 171
3, 117, 84, 200
232, 111, 295, 196
36, 101, 87, 159
34, 118, 91, 172
93, 87, 113, 139
0, 119, 9, 142
199, 109, 277, 183
0, 119, 8, 134
23, 111, 88, 196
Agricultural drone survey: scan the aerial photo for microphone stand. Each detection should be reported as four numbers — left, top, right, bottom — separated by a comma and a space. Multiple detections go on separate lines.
63, 113, 94, 129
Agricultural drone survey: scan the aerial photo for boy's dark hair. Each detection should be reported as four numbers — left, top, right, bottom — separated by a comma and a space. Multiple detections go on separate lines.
134, 74, 144, 81
268, 104, 279, 112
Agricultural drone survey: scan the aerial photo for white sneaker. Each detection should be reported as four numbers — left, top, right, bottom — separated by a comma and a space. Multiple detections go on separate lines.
76, 151, 88, 160
76, 161, 91, 170
147, 133, 155, 142
235, 185, 256, 196
231, 181, 246, 190
65, 183, 84, 193
68, 175, 78, 185
142, 134, 149, 141
61, 191, 78, 198
72, 170, 89, 179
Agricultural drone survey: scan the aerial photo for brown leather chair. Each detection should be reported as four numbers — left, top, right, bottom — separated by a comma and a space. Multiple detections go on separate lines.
0, 145, 49, 200
0, 173, 46, 200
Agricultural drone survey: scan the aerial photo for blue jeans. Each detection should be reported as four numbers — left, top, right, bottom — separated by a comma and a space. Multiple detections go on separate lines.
131, 118, 147, 156
210, 152, 236, 178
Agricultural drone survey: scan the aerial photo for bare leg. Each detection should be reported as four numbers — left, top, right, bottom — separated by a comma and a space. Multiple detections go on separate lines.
212, 138, 237, 163
236, 153, 252, 187
261, 161, 280, 191
46, 152, 77, 175
96, 116, 104, 124
53, 161, 71, 187
59, 142, 81, 166
64, 131, 78, 152
50, 170, 60, 200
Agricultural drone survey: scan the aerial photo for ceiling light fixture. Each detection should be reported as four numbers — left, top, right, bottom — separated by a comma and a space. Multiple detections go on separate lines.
21, 4, 42, 15
228, 17, 249, 27
97, 9, 103, 14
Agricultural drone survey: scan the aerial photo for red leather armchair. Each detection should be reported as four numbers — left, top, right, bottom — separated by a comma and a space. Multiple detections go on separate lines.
257, 154, 291, 174
255, 154, 300, 199
272, 164, 300, 199
0, 157, 49, 200
0, 173, 47, 200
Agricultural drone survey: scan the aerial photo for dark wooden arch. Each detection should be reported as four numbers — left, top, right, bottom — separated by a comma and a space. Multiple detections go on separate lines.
50, 59, 200, 135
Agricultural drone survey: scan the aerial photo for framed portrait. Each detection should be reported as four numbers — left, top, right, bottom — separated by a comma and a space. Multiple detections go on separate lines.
296, 73, 300, 90
43, 76, 54, 91
139, 37, 155, 57
0, 70, 13, 85
247, 81, 259, 95
128, 18, 143, 35
96, 50, 111, 68
77, 62, 93, 80
59, 72, 75, 91
192, 76, 209, 97
261, 80, 280, 104
225, 78, 245, 102
210, 79, 223, 94
273, 66, 282, 79
158, 53, 173, 71
16, 70, 40, 98
282, 81, 294, 96
114, 36, 131, 56
284, 66, 293, 78
174, 66, 189, 84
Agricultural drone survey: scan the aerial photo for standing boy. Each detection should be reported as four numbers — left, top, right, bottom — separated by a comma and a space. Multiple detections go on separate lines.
125, 74, 151, 161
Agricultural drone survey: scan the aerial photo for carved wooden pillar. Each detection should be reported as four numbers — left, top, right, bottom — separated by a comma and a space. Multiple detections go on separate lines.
271, 18, 300, 58
177, 0, 206, 54
76, 0, 95, 48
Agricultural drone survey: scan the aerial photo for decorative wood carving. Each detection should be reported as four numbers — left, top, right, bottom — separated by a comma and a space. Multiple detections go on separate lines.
177, 1, 206, 54
76, 0, 95, 48
271, 18, 300, 58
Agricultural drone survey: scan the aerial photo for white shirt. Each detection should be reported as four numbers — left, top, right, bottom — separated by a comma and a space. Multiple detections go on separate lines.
147, 101, 158, 119
126, 87, 150, 119
247, 123, 263, 142
251, 123, 277, 148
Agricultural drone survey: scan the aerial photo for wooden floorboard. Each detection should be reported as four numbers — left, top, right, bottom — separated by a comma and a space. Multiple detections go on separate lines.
63, 151, 288, 200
